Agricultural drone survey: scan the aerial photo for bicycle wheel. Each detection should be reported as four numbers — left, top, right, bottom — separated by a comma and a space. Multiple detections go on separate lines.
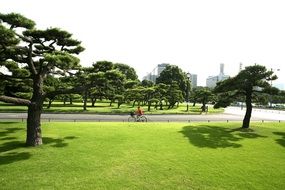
139, 116, 147, 122
128, 116, 136, 122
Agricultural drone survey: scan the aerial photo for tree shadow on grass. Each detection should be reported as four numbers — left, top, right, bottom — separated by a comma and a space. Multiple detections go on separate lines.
0, 136, 78, 165
0, 126, 25, 153
64, 136, 77, 140
0, 122, 19, 124
0, 152, 31, 165
0, 140, 31, 166
0, 141, 26, 153
179, 125, 267, 149
42, 136, 78, 148
0, 137, 17, 140
0, 127, 24, 137
273, 132, 285, 148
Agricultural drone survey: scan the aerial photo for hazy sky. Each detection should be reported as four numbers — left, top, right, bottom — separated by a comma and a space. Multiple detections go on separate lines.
1, 0, 284, 87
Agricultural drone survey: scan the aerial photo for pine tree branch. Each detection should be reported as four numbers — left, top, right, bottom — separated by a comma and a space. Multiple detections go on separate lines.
15, 33, 32, 43
0, 95, 31, 106
0, 73, 30, 80
14, 32, 37, 76
27, 43, 37, 76
44, 85, 92, 98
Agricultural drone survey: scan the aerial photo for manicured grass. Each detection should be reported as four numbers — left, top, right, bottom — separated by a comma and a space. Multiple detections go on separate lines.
1, 122, 285, 189
0, 102, 223, 114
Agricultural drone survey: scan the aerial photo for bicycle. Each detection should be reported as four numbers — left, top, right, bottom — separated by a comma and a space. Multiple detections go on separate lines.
128, 112, 147, 122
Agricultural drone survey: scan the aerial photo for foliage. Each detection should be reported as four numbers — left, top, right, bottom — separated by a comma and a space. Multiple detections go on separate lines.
166, 81, 184, 109
191, 87, 214, 110
272, 90, 285, 104
153, 83, 169, 110
113, 63, 138, 80
72, 61, 139, 109
124, 80, 140, 89
141, 79, 154, 87
156, 65, 188, 98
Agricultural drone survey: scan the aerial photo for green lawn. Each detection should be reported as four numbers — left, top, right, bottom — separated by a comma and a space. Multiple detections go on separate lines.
0, 102, 223, 114
1, 122, 285, 189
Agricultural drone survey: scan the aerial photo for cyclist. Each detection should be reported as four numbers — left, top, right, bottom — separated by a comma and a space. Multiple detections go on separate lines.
136, 106, 144, 116
128, 106, 147, 122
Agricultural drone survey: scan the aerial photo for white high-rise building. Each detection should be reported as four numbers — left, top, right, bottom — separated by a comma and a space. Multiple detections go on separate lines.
239, 62, 243, 72
143, 63, 169, 83
157, 63, 169, 76
190, 74, 197, 88
206, 63, 230, 88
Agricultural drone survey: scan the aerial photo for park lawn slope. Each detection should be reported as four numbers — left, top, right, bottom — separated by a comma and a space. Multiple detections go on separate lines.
0, 122, 285, 189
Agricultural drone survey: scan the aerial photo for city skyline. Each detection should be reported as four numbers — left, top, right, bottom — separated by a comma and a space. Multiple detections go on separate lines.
1, 0, 284, 88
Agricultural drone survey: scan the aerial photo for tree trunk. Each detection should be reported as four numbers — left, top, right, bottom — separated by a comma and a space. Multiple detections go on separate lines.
26, 75, 44, 146
69, 97, 73, 105
159, 101, 163, 110
154, 102, 158, 110
83, 90, 87, 111
63, 97, 66, 105
47, 99, 53, 109
242, 93, 252, 128
26, 102, 43, 146
201, 103, 206, 112
148, 101, 151, 111
91, 98, 96, 107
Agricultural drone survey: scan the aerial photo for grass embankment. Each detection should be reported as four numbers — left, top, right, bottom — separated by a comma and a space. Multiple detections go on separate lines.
1, 122, 285, 189
0, 102, 223, 114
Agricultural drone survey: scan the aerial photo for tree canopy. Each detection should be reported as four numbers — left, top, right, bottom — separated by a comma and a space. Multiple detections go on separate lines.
214, 64, 278, 128
156, 65, 189, 100
0, 12, 84, 146
156, 65, 188, 90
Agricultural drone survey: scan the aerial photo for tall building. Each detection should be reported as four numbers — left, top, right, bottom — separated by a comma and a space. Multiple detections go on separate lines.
157, 63, 169, 76
190, 74, 197, 88
220, 63, 224, 75
143, 63, 169, 83
142, 74, 157, 82
239, 62, 243, 72
206, 63, 230, 88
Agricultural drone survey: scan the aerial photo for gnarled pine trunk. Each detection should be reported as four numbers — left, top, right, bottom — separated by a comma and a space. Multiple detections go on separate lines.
242, 92, 252, 128
26, 75, 44, 146
26, 101, 43, 146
